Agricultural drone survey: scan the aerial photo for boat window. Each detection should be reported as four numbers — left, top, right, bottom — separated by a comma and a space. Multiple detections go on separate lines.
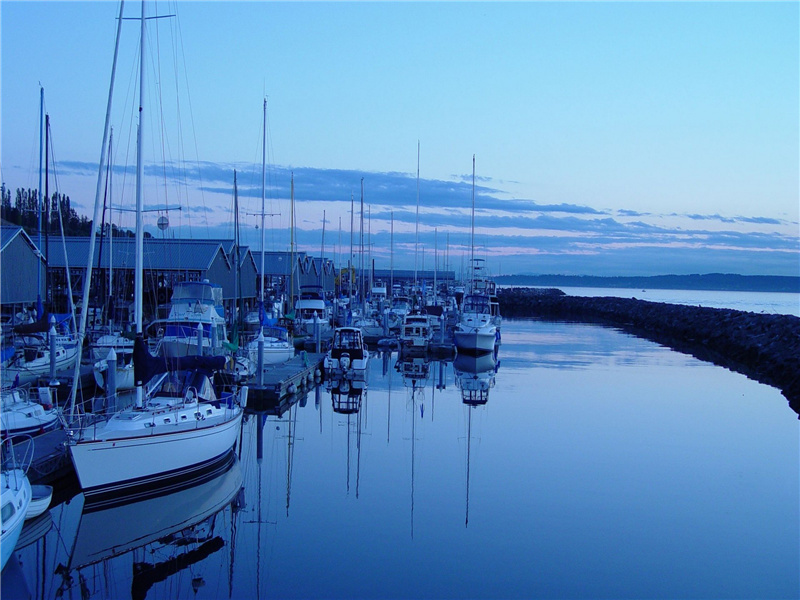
2, 501, 15, 522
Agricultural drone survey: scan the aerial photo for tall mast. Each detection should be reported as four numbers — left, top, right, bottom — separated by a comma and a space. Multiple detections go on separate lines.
359, 178, 364, 307
414, 140, 420, 294
349, 192, 354, 306
289, 172, 295, 310
69, 0, 125, 417
260, 98, 267, 304
44, 114, 50, 309
135, 0, 146, 335
470, 154, 475, 293
320, 209, 326, 291
390, 211, 394, 299
37, 86, 44, 318
134, 0, 146, 407
108, 127, 114, 324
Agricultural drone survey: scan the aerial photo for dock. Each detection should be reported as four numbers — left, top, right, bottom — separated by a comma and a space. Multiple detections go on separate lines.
247, 351, 324, 406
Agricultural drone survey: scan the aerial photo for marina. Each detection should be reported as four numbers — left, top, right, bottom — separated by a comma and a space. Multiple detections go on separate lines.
1, 2, 797, 598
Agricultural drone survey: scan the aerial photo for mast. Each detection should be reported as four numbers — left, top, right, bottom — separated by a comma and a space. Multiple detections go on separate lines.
234, 170, 242, 343
108, 127, 114, 325
37, 86, 44, 319
260, 98, 267, 306
68, 0, 125, 417
359, 178, 364, 309
44, 113, 50, 310
390, 211, 394, 299
134, 0, 146, 406
414, 141, 420, 295
349, 192, 354, 308
289, 172, 295, 311
320, 210, 326, 291
470, 154, 475, 293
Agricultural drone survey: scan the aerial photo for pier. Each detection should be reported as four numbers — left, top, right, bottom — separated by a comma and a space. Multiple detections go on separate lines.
498, 287, 800, 416
246, 351, 324, 406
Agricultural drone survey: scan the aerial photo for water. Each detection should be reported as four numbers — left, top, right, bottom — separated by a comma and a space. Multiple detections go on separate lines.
552, 286, 800, 317
8, 318, 799, 599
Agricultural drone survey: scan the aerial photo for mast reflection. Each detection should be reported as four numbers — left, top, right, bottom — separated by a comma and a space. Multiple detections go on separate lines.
454, 351, 499, 526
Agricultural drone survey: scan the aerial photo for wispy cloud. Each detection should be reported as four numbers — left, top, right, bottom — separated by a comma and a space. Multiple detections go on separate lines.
46, 159, 799, 276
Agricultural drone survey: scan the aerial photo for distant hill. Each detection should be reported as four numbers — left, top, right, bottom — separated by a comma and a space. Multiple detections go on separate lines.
495, 273, 800, 293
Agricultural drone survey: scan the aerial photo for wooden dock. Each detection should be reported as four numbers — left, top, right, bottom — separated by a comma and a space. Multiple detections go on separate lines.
246, 351, 324, 406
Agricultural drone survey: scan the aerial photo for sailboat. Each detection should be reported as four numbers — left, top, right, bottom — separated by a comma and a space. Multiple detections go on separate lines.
67, 0, 246, 503
1, 438, 32, 571
245, 99, 294, 369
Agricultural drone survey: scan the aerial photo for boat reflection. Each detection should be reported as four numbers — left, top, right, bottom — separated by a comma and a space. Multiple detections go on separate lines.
455, 352, 500, 527
454, 352, 498, 406
327, 377, 365, 415
57, 453, 243, 599
396, 355, 431, 388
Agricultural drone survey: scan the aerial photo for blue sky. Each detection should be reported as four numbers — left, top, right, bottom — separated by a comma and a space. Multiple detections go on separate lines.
2, 1, 798, 276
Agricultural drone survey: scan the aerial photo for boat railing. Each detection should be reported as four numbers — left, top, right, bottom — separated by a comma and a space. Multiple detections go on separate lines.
1, 435, 34, 474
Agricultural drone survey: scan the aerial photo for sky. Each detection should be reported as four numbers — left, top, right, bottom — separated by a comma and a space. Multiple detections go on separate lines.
2, 1, 798, 277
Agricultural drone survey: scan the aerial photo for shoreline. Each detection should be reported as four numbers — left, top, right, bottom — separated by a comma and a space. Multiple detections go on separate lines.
497, 287, 800, 418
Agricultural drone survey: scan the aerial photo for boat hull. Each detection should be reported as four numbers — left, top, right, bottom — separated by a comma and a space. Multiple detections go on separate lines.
454, 328, 497, 355
1, 469, 31, 571
69, 410, 243, 502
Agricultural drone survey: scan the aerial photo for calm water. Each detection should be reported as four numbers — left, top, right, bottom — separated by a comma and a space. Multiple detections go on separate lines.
553, 286, 800, 317
7, 318, 799, 599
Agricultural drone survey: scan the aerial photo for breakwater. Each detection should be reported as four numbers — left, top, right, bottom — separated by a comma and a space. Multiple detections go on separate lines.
498, 287, 800, 417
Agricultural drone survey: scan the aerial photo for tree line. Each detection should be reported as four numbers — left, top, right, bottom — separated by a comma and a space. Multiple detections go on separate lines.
1, 184, 135, 238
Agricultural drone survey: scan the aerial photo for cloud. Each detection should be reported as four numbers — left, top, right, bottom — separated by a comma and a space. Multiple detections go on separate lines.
43, 158, 799, 276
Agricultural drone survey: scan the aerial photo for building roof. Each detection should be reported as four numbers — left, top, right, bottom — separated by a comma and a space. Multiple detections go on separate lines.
0, 225, 40, 255
46, 237, 231, 272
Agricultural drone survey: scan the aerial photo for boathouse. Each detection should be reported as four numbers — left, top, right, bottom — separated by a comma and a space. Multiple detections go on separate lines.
0, 225, 47, 323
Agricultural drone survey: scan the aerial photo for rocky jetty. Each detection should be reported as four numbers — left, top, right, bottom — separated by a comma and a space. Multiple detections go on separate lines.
498, 287, 800, 417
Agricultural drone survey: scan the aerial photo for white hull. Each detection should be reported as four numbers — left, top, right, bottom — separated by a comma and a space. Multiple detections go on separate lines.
0, 388, 61, 439
1, 469, 31, 571
454, 327, 497, 354
69, 409, 242, 496
26, 484, 52, 519
2, 343, 79, 386
92, 360, 135, 391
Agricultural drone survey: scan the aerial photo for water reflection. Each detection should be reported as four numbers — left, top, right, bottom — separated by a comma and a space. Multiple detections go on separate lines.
7, 319, 798, 599
454, 352, 498, 406
54, 454, 243, 599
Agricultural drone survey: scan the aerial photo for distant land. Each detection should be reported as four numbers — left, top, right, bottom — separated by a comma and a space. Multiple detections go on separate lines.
495, 273, 800, 293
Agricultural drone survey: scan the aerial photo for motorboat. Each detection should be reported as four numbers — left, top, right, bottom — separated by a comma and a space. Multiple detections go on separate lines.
399, 312, 433, 352
157, 280, 229, 358
324, 327, 368, 380
454, 293, 498, 355
293, 285, 332, 338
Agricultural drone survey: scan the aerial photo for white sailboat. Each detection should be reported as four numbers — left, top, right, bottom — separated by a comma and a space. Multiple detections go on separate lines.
245, 98, 294, 370
67, 0, 246, 503
1, 439, 33, 571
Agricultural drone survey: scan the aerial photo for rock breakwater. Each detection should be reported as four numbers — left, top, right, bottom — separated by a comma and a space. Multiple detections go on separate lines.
498, 287, 800, 417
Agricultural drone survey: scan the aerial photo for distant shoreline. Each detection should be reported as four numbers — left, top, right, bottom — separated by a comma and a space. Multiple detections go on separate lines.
495, 273, 799, 293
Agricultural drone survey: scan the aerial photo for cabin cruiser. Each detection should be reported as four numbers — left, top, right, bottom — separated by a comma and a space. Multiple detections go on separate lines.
323, 327, 368, 380
155, 281, 229, 359
453, 293, 498, 355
